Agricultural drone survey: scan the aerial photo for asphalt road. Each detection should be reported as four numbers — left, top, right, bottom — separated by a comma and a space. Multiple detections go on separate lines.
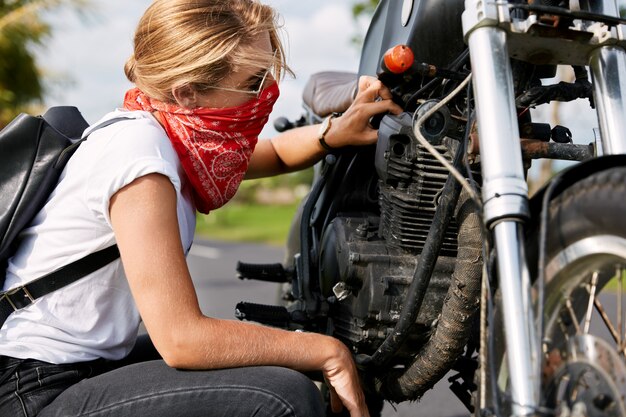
187, 239, 469, 417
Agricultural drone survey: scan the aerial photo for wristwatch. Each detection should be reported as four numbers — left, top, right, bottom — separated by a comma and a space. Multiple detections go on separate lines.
318, 114, 337, 151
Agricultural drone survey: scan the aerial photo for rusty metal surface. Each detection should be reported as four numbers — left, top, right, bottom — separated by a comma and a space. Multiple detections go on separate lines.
519, 139, 595, 161
468, 134, 594, 162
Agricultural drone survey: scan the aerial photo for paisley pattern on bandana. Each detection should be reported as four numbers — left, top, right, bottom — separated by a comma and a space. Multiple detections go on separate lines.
123, 83, 279, 214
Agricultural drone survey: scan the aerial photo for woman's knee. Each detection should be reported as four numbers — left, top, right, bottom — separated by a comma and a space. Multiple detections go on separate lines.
253, 366, 324, 417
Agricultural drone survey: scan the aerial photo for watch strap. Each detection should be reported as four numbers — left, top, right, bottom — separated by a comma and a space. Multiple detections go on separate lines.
319, 135, 335, 151
318, 114, 337, 151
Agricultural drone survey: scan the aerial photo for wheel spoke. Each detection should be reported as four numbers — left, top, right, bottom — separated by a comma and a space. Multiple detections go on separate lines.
558, 317, 570, 344
565, 298, 582, 335
594, 297, 626, 357
619, 266, 624, 351
583, 271, 599, 334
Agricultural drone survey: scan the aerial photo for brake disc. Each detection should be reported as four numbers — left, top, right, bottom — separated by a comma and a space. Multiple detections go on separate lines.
547, 335, 626, 417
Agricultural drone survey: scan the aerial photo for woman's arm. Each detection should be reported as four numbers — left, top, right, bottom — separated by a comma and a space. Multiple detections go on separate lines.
109, 173, 367, 417
245, 76, 402, 179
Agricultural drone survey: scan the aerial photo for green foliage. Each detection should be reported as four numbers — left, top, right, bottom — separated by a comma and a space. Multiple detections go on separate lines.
196, 202, 301, 246
350, 0, 380, 48
0, 0, 88, 127
234, 168, 313, 204
351, 0, 380, 19
198, 169, 312, 245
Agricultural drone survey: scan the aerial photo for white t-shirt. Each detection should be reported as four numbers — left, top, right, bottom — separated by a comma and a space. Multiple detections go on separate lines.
0, 110, 196, 364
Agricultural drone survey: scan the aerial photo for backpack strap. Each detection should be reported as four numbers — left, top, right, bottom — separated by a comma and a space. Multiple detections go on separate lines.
0, 245, 120, 328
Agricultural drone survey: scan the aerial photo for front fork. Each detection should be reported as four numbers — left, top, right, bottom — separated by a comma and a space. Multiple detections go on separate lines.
463, 0, 626, 415
590, 46, 626, 155
468, 25, 541, 415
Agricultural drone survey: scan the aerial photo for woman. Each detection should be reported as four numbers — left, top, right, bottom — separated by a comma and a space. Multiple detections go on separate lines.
0, 1, 401, 416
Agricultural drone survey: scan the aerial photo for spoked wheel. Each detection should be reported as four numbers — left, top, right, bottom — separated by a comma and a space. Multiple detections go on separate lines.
542, 247, 626, 416
484, 167, 626, 417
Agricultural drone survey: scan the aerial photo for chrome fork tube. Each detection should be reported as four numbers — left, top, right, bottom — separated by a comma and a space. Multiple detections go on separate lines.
468, 26, 540, 415
493, 222, 540, 416
589, 46, 626, 155
468, 27, 528, 223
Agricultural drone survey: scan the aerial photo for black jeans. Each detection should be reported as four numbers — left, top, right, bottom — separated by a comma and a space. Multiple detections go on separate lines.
0, 337, 324, 417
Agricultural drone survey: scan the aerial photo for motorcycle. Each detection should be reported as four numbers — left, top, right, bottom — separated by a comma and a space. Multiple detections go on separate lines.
235, 1, 626, 416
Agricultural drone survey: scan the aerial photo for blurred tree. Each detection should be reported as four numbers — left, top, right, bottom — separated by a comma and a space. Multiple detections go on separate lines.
0, 0, 88, 127
350, 0, 380, 47
352, 0, 379, 18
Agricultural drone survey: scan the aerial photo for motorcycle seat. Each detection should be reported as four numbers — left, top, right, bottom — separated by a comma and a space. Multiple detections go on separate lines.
302, 71, 358, 117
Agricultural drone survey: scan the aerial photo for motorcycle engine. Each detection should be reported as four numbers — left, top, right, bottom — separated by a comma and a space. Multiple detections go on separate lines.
318, 111, 462, 358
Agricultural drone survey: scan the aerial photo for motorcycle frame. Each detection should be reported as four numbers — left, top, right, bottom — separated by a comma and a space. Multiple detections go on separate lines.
462, 0, 626, 415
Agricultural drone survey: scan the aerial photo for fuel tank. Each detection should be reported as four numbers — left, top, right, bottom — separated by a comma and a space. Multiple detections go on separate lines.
358, 0, 466, 76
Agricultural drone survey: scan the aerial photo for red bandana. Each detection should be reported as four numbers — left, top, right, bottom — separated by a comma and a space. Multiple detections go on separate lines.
123, 83, 279, 214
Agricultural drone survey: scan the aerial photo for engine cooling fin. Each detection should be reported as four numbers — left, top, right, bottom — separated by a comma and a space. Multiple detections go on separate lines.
379, 142, 459, 257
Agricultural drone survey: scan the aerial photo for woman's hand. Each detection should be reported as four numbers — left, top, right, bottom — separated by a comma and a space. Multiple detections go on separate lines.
321, 337, 370, 417
246, 75, 402, 178
323, 75, 403, 148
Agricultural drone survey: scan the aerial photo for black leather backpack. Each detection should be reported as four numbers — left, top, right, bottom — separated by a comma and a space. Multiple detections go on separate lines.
0, 107, 119, 327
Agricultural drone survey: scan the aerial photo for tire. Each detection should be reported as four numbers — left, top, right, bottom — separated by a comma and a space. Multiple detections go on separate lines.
482, 167, 626, 417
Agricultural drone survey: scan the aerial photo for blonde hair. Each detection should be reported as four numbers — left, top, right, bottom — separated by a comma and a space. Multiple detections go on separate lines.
124, 0, 291, 103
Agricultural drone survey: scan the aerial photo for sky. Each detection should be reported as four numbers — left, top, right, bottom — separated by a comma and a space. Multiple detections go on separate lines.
37, 0, 367, 137
36, 0, 599, 162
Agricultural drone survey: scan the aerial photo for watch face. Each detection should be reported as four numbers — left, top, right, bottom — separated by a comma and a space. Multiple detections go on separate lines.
317, 115, 335, 151
319, 116, 331, 138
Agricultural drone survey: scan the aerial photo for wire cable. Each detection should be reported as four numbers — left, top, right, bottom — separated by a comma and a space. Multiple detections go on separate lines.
411, 73, 482, 207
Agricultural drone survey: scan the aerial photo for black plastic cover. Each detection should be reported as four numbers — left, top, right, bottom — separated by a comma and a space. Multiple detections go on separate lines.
359, 0, 466, 76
